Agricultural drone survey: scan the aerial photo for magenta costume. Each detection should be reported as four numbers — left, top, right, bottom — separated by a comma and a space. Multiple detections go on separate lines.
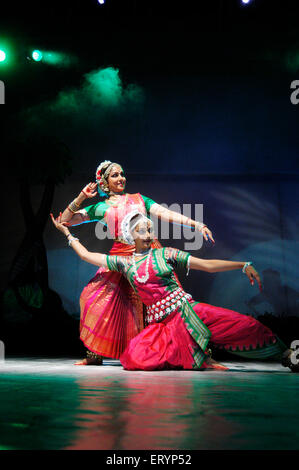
78, 193, 159, 358
106, 247, 286, 370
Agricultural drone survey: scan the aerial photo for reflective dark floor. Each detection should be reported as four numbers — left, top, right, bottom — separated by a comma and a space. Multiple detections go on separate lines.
0, 358, 298, 450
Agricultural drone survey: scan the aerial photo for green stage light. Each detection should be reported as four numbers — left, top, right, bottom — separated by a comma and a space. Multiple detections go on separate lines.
0, 40, 14, 67
0, 49, 7, 62
32, 50, 43, 61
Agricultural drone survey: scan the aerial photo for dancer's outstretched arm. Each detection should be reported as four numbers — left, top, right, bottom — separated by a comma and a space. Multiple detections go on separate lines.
149, 203, 215, 243
51, 215, 261, 290
50, 214, 108, 268
189, 256, 262, 290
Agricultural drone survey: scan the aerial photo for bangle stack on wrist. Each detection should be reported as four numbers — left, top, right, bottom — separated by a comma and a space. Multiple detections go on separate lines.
195, 222, 207, 232
186, 219, 206, 232
68, 199, 81, 214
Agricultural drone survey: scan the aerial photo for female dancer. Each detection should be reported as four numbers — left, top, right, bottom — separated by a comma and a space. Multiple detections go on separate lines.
51, 211, 297, 372
59, 161, 214, 364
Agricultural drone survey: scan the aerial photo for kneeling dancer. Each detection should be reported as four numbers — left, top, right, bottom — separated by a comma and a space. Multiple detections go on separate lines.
51, 211, 297, 372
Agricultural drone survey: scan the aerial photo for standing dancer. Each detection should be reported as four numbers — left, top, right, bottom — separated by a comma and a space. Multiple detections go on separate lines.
51, 212, 297, 372
59, 161, 214, 364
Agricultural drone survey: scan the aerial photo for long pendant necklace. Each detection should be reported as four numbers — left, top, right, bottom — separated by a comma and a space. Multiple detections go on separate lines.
132, 249, 152, 284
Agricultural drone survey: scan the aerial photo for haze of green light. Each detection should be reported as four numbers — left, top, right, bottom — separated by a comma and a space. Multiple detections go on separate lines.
50, 67, 144, 114
43, 51, 77, 67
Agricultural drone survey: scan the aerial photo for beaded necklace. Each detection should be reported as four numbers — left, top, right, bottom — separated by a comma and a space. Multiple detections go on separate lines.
132, 249, 152, 284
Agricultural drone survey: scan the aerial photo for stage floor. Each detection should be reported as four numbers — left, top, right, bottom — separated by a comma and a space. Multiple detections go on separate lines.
0, 357, 298, 450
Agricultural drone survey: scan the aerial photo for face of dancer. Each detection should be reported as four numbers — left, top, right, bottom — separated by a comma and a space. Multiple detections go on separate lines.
132, 221, 154, 253
107, 165, 126, 194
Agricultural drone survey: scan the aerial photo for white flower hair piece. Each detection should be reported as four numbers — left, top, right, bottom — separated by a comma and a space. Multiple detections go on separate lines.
95, 160, 112, 180
96, 160, 112, 182
121, 210, 153, 245
95, 160, 115, 196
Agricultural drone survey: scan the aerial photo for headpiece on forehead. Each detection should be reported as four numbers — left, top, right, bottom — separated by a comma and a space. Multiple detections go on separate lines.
95, 160, 122, 197
121, 210, 153, 245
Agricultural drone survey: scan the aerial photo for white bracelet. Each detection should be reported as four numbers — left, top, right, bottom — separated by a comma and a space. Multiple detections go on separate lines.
242, 261, 252, 273
195, 222, 206, 231
186, 256, 190, 276
68, 236, 79, 246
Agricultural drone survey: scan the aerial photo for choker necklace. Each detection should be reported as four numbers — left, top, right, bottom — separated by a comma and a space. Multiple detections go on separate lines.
107, 193, 128, 206
134, 249, 151, 256
132, 248, 152, 283
109, 190, 125, 196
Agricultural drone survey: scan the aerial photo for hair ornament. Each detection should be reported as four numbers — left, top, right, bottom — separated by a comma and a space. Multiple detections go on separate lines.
121, 210, 153, 245
95, 160, 114, 197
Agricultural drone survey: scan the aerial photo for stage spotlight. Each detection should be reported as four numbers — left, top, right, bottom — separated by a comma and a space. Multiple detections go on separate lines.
98, 0, 105, 4
0, 41, 13, 66
241, 0, 252, 4
32, 50, 43, 61
0, 49, 6, 62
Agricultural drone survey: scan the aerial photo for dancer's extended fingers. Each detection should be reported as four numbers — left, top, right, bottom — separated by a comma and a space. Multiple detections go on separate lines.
90, 183, 98, 196
50, 213, 58, 228
200, 227, 208, 241
202, 227, 215, 244
53, 213, 63, 226
246, 267, 262, 290
82, 182, 97, 198
207, 229, 215, 244
252, 271, 262, 291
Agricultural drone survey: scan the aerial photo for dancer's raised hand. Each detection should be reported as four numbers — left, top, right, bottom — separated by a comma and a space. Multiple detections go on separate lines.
81, 182, 98, 199
50, 212, 70, 236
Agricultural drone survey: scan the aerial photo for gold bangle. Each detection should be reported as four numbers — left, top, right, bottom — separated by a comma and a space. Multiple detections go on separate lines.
68, 199, 81, 213
67, 205, 76, 214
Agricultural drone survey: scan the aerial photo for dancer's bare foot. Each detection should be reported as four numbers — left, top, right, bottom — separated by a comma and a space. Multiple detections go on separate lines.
74, 355, 103, 366
205, 356, 228, 370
